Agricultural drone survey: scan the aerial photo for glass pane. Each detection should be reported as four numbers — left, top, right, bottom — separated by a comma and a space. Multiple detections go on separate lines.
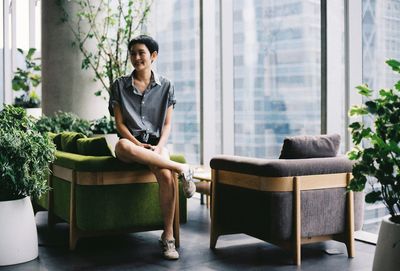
35, 0, 41, 100
362, 0, 400, 234
327, 0, 345, 153
1, 0, 4, 107
35, 0, 41, 50
16, 0, 29, 50
215, 1, 221, 155
233, 1, 321, 158
148, 0, 200, 164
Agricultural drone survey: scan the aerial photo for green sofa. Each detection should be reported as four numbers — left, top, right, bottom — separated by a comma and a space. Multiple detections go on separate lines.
35, 132, 187, 250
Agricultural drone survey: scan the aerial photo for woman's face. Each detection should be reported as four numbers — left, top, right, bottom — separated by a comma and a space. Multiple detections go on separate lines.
129, 43, 157, 71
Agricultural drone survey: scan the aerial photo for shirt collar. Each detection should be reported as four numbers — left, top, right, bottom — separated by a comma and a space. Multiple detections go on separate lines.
152, 71, 162, 86
130, 70, 161, 87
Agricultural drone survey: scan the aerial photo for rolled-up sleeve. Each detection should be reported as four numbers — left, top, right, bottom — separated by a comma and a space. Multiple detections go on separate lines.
168, 84, 176, 109
108, 80, 121, 116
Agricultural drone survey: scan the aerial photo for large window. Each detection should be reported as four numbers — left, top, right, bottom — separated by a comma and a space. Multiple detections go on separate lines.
232, 1, 321, 158
362, 0, 400, 234
147, 0, 201, 164
1, 0, 4, 108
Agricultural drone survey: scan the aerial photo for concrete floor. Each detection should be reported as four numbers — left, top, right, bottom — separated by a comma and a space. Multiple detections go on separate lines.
1, 195, 375, 271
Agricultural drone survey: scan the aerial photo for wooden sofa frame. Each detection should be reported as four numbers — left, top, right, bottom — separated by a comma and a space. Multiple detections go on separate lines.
48, 164, 180, 250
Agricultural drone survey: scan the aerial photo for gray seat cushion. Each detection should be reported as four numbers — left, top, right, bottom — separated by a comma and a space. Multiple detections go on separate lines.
210, 155, 353, 177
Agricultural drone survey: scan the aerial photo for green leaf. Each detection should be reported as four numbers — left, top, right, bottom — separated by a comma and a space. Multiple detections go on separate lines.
379, 89, 393, 98
395, 81, 400, 91
356, 84, 373, 97
365, 101, 377, 113
347, 176, 366, 192
365, 191, 382, 204
349, 106, 369, 116
27, 48, 37, 60
347, 149, 361, 160
349, 122, 361, 130
386, 59, 400, 73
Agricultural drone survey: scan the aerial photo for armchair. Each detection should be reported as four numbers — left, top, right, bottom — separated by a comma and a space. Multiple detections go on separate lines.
209, 134, 364, 265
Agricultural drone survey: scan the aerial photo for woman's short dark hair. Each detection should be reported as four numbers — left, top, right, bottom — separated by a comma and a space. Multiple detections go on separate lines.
128, 35, 159, 54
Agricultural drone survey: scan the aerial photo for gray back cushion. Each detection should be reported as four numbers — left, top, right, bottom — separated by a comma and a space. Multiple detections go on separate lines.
279, 134, 341, 159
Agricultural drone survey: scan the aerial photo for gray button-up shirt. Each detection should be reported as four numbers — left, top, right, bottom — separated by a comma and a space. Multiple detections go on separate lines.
109, 71, 176, 141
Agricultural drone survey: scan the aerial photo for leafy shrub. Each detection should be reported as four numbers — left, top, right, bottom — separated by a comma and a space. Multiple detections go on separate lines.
36, 111, 92, 136
0, 105, 56, 201
90, 116, 117, 134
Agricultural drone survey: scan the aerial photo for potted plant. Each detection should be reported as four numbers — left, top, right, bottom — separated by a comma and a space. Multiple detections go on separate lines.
0, 105, 56, 266
12, 48, 42, 117
90, 116, 119, 152
348, 59, 400, 271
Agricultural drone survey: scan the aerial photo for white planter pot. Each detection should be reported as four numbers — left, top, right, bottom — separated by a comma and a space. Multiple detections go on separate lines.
372, 215, 400, 271
0, 197, 38, 266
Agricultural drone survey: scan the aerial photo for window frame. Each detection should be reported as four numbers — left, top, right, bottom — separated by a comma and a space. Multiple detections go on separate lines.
1, 0, 40, 107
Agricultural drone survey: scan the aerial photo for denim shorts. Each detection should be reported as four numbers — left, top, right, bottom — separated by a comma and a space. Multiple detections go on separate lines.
135, 135, 160, 146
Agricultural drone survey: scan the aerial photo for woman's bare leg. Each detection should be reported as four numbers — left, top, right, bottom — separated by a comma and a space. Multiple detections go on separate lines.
115, 139, 188, 174
150, 148, 176, 241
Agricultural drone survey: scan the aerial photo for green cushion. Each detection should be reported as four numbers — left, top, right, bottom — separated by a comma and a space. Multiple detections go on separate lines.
170, 154, 186, 164
54, 150, 148, 172
48, 132, 62, 150
77, 137, 112, 156
60, 132, 86, 153
54, 151, 187, 172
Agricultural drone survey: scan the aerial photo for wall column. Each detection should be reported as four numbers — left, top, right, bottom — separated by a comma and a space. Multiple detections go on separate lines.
41, 0, 107, 120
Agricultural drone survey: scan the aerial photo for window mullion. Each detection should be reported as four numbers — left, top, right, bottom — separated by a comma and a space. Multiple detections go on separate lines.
220, 0, 234, 155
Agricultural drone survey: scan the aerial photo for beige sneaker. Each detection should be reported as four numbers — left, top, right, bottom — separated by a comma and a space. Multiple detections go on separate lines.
179, 168, 196, 198
159, 237, 179, 260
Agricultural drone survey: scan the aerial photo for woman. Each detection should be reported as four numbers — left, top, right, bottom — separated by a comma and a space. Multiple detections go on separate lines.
109, 35, 195, 260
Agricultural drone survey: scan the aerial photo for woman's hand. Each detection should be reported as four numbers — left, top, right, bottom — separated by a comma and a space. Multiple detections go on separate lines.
140, 143, 153, 149
153, 145, 162, 155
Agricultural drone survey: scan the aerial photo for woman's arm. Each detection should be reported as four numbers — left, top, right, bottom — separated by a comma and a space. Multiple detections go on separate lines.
113, 104, 151, 148
155, 105, 173, 152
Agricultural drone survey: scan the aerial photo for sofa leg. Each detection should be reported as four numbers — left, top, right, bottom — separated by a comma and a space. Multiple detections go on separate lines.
346, 174, 355, 258
293, 176, 301, 266
210, 232, 219, 249
345, 238, 355, 258
69, 170, 78, 250
293, 244, 301, 266
69, 228, 79, 250
210, 169, 219, 249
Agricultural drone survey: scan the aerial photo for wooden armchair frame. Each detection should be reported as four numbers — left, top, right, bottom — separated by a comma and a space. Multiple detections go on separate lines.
210, 169, 354, 266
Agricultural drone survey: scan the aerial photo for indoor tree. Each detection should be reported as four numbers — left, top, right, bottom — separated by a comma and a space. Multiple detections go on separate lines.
56, 0, 153, 99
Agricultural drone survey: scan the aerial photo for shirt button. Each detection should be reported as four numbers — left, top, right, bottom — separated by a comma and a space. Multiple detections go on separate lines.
142, 116, 144, 119
142, 101, 145, 104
